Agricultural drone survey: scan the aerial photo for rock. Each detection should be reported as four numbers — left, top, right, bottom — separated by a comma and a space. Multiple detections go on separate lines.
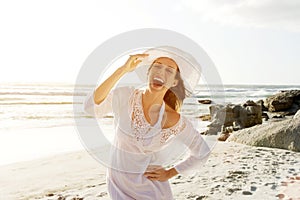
204, 119, 223, 135
295, 99, 300, 106
266, 104, 300, 119
261, 89, 300, 118
264, 93, 292, 112
232, 121, 243, 131
71, 197, 84, 200
266, 112, 286, 119
284, 89, 300, 98
57, 196, 66, 200
209, 105, 225, 120
250, 186, 257, 191
227, 115, 300, 152
294, 109, 300, 120
198, 114, 211, 121
224, 126, 234, 133
256, 99, 268, 111
273, 115, 285, 118
243, 100, 257, 107
285, 103, 300, 115
264, 90, 300, 112
206, 101, 262, 137
262, 112, 269, 121
205, 90, 300, 138
195, 196, 208, 200
207, 119, 223, 128
202, 126, 220, 135
218, 133, 230, 141
276, 194, 285, 199
198, 99, 212, 104
242, 191, 252, 195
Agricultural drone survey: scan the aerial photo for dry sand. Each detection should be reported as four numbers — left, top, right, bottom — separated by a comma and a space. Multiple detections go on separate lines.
1, 141, 300, 200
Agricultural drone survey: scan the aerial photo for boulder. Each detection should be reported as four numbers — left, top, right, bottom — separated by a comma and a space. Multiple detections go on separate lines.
264, 90, 300, 112
203, 90, 300, 136
218, 133, 230, 141
256, 100, 268, 111
198, 99, 212, 104
203, 101, 262, 135
227, 114, 300, 152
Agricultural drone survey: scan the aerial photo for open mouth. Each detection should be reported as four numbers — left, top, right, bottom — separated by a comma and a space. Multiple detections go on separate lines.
152, 77, 164, 87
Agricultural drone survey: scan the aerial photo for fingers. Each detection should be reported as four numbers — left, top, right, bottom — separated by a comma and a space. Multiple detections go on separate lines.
144, 169, 164, 180
145, 173, 166, 182
144, 173, 160, 180
144, 171, 159, 176
129, 54, 148, 62
129, 54, 148, 66
145, 174, 159, 178
144, 171, 157, 174
130, 53, 149, 58
144, 170, 160, 179
133, 59, 142, 65
144, 165, 166, 181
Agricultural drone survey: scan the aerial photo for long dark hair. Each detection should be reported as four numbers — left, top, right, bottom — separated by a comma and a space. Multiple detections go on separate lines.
148, 57, 189, 112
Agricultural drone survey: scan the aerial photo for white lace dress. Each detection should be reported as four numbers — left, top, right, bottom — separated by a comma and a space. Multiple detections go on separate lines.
83, 86, 210, 200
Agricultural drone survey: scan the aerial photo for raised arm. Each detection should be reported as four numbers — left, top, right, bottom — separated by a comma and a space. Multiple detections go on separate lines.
94, 54, 148, 105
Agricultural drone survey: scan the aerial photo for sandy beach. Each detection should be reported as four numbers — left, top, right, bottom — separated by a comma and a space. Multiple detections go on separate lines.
1, 84, 300, 199
1, 139, 300, 200
2, 0, 300, 198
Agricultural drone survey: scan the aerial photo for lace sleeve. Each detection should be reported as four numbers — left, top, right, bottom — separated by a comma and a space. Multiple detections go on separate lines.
83, 86, 135, 118
173, 124, 211, 176
83, 88, 114, 118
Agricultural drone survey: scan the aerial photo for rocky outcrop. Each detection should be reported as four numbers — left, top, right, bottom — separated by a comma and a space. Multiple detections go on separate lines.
227, 110, 300, 152
256, 100, 268, 111
203, 101, 262, 140
201, 90, 300, 142
264, 90, 300, 114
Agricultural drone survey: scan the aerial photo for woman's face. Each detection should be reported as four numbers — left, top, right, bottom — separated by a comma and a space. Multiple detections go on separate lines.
147, 57, 179, 91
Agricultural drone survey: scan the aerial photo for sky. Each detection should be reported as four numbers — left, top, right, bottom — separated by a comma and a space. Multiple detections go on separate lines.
0, 0, 299, 85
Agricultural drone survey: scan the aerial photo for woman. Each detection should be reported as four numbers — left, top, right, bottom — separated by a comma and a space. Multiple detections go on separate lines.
84, 46, 211, 199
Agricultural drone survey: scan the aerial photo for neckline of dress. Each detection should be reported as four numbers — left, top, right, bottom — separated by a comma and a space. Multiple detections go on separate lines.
137, 89, 182, 131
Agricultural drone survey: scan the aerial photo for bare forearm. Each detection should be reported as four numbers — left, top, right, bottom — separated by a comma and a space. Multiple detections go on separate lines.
93, 53, 148, 105
94, 66, 126, 104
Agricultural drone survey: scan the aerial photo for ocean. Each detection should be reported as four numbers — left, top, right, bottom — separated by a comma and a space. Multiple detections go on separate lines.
0, 83, 299, 165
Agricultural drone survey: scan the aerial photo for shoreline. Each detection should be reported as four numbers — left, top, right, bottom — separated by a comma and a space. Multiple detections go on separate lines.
0, 126, 85, 166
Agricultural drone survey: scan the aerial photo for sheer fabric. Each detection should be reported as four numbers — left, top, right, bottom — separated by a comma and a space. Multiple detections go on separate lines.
83, 86, 210, 199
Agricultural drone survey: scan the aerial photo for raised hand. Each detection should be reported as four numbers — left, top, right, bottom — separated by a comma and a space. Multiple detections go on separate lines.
93, 53, 148, 105
122, 53, 149, 73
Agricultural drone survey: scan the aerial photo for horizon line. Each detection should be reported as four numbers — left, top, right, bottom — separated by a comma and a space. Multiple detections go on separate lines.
0, 81, 299, 87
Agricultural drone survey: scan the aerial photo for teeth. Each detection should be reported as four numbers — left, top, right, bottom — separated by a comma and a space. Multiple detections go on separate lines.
153, 77, 164, 84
